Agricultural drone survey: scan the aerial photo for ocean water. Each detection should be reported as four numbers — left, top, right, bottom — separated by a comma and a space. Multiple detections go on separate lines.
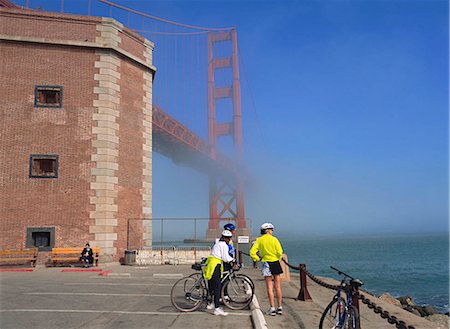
279, 233, 449, 313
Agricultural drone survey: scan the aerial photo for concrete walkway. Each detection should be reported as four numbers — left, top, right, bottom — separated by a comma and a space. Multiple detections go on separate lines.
0, 264, 447, 329
0, 264, 252, 329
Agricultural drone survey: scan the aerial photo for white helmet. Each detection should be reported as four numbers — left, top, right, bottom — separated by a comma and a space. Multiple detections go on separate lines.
221, 230, 233, 237
261, 222, 274, 230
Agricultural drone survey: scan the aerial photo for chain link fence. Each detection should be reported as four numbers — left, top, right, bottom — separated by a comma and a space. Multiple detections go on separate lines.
126, 217, 252, 265
127, 217, 252, 248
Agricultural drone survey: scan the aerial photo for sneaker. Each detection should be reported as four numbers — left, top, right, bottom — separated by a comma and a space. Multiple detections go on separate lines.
277, 307, 283, 315
267, 307, 276, 316
206, 303, 215, 310
214, 307, 228, 316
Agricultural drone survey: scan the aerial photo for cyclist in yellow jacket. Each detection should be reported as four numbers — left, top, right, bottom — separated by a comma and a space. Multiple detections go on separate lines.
204, 230, 235, 316
250, 222, 284, 316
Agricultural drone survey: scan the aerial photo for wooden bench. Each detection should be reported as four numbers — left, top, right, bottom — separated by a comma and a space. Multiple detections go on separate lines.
50, 247, 100, 267
0, 248, 38, 267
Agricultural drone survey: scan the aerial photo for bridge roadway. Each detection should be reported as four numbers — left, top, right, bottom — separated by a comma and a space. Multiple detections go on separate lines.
0, 264, 445, 329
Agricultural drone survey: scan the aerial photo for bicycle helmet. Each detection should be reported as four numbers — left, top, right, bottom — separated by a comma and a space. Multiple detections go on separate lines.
221, 230, 233, 238
261, 222, 274, 230
224, 223, 236, 231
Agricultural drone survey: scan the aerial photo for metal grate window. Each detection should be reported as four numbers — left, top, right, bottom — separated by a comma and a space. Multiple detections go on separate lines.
29, 154, 59, 178
34, 86, 62, 108
32, 232, 50, 248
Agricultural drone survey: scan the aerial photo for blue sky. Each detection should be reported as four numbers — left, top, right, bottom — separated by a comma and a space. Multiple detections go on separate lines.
19, 0, 449, 236
238, 0, 449, 236
149, 0, 449, 236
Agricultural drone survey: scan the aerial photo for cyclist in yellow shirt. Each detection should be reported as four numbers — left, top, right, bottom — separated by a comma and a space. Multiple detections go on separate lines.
250, 222, 283, 316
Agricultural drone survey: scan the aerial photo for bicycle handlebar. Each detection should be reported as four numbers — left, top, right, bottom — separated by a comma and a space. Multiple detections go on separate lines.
330, 266, 355, 280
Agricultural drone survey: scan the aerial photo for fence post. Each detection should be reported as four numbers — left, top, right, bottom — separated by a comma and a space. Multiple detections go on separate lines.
297, 264, 312, 301
160, 219, 164, 246
194, 218, 197, 241
352, 290, 361, 329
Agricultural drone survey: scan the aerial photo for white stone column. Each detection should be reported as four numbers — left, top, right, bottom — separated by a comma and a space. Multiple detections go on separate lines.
90, 19, 123, 259
142, 39, 154, 247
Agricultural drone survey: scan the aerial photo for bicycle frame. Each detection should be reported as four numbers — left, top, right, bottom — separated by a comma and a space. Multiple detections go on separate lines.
193, 261, 238, 284
334, 283, 354, 327
189, 264, 237, 298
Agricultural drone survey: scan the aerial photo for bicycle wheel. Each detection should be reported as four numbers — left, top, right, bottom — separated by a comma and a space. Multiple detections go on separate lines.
319, 297, 346, 329
221, 275, 254, 310
185, 272, 204, 293
343, 305, 359, 329
171, 276, 205, 312
188, 272, 203, 281
235, 274, 255, 290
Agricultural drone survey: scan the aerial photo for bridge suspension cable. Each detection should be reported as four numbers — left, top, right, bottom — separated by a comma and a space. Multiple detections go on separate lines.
129, 29, 209, 36
99, 0, 234, 31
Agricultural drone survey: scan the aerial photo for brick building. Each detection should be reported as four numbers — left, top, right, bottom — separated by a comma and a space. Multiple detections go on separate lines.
0, 7, 155, 262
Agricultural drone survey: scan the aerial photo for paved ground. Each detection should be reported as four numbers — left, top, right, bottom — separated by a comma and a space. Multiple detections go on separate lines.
0, 264, 252, 329
0, 264, 447, 329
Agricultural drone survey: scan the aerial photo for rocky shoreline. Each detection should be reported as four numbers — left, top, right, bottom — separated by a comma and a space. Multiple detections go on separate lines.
379, 293, 449, 326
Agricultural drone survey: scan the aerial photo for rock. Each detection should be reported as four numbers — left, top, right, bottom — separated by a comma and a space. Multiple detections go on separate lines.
404, 305, 421, 317
379, 293, 402, 308
425, 314, 449, 327
422, 305, 438, 316
398, 295, 416, 307
407, 305, 438, 317
413, 306, 428, 317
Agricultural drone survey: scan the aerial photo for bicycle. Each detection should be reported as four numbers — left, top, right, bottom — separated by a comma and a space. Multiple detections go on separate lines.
170, 259, 254, 312
319, 266, 363, 329
188, 258, 255, 291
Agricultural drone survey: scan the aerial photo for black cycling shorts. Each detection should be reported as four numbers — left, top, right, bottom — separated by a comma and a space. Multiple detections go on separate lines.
268, 260, 283, 275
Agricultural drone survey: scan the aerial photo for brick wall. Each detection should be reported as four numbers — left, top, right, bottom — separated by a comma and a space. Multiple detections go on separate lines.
0, 8, 155, 261
116, 59, 145, 255
0, 41, 96, 250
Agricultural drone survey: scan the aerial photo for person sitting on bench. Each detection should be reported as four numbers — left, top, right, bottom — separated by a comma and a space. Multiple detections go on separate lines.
80, 243, 94, 268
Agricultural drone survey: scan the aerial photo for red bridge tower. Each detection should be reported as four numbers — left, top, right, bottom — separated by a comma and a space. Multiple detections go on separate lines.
207, 29, 248, 239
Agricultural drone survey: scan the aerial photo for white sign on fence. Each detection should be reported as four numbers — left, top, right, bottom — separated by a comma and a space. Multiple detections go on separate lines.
237, 236, 249, 243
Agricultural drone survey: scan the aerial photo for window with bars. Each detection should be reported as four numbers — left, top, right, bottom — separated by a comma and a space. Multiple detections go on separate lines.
34, 86, 62, 108
29, 154, 59, 178
26, 227, 55, 251
32, 232, 50, 248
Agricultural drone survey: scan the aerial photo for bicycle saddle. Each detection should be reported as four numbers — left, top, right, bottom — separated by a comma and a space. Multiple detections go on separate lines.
350, 279, 363, 287
191, 263, 202, 270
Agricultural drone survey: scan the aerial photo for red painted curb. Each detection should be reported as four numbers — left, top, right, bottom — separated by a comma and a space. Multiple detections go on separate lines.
61, 268, 103, 272
98, 269, 113, 276
0, 268, 34, 272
